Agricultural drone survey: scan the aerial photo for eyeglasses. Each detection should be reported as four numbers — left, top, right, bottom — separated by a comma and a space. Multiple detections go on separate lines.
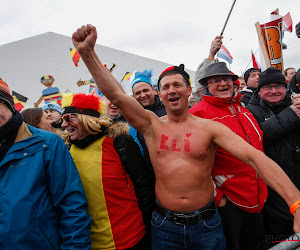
207, 76, 233, 86
62, 113, 77, 124
261, 85, 286, 91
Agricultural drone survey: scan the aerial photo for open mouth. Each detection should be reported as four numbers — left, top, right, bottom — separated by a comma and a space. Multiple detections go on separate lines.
68, 128, 75, 133
169, 97, 180, 102
218, 88, 229, 92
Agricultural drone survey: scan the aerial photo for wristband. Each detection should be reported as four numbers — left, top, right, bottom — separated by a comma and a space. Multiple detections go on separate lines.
290, 200, 300, 215
207, 57, 215, 60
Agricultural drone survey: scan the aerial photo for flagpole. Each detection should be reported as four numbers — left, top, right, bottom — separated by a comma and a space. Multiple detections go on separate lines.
242, 49, 259, 74
220, 0, 237, 35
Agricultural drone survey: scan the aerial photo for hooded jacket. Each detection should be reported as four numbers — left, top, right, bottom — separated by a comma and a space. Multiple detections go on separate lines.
0, 122, 91, 249
247, 90, 300, 221
189, 93, 267, 213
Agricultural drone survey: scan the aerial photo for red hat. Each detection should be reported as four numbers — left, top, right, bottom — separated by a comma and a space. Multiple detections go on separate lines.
0, 78, 15, 113
61, 93, 105, 117
157, 64, 191, 90
230, 71, 240, 87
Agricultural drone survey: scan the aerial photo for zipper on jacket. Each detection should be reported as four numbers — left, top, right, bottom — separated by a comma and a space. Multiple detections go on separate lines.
229, 104, 252, 144
230, 103, 261, 213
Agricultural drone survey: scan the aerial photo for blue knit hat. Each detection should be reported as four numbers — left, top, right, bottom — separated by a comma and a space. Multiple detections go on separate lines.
43, 102, 62, 114
131, 69, 153, 88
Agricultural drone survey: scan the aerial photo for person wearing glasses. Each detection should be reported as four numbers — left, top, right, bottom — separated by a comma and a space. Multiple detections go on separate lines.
61, 92, 147, 250
246, 67, 300, 248
0, 78, 91, 249
189, 62, 267, 250
72, 24, 300, 250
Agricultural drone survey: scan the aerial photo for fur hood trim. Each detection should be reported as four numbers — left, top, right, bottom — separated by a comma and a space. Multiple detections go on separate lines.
107, 122, 130, 138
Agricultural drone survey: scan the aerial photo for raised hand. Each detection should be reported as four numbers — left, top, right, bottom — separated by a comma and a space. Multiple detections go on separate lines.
72, 24, 97, 54
208, 35, 223, 59
291, 93, 300, 117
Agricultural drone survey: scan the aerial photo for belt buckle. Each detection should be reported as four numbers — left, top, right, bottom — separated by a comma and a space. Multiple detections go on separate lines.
172, 213, 197, 225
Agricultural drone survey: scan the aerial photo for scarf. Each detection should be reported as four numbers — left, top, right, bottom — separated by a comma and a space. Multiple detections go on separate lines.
0, 111, 24, 162
70, 126, 107, 149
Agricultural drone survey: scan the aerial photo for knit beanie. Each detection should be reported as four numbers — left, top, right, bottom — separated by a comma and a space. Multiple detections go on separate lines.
257, 67, 287, 91
0, 78, 15, 113
43, 102, 62, 114
157, 64, 191, 90
244, 68, 260, 83
131, 69, 153, 88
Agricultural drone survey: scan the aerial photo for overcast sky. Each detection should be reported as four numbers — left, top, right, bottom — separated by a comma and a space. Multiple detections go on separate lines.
1, 0, 299, 76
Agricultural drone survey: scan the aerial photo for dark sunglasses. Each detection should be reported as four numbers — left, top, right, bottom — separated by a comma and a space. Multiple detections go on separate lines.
62, 113, 77, 124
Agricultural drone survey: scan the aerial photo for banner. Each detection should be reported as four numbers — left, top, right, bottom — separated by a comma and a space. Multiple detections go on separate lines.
260, 17, 283, 71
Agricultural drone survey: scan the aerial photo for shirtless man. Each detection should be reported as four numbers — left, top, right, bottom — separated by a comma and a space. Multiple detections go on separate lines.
72, 24, 300, 249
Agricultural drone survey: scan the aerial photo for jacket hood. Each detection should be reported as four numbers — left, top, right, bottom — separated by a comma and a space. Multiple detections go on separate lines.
107, 122, 130, 139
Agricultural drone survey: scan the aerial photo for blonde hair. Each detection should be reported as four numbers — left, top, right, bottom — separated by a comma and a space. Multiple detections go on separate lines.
63, 114, 112, 145
78, 114, 112, 134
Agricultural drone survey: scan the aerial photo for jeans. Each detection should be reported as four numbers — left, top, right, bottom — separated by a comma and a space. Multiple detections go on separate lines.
151, 201, 226, 250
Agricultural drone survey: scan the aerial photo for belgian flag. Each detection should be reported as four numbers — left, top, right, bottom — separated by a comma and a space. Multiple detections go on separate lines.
120, 72, 132, 82
70, 48, 81, 67
12, 91, 28, 111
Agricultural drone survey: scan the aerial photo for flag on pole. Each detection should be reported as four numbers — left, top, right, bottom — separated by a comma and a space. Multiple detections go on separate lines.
12, 91, 28, 111
283, 12, 293, 33
217, 45, 233, 64
270, 11, 293, 33
120, 72, 132, 82
70, 48, 81, 67
251, 51, 260, 69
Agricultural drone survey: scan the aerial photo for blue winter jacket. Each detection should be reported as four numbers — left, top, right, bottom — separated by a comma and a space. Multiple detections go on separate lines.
0, 123, 91, 249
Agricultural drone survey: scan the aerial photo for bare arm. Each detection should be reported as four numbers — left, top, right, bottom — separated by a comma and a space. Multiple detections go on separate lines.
72, 24, 153, 134
209, 120, 300, 232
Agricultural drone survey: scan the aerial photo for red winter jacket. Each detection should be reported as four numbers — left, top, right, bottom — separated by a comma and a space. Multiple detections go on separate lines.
189, 93, 267, 213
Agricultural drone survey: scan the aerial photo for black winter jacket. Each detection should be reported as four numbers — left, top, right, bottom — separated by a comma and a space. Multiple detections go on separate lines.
241, 86, 257, 106
246, 91, 300, 221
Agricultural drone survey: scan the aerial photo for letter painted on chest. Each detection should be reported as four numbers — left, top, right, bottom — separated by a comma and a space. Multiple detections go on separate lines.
160, 134, 169, 150
159, 133, 191, 152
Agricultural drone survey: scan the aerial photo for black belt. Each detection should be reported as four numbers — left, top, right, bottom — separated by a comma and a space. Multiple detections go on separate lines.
155, 201, 216, 226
